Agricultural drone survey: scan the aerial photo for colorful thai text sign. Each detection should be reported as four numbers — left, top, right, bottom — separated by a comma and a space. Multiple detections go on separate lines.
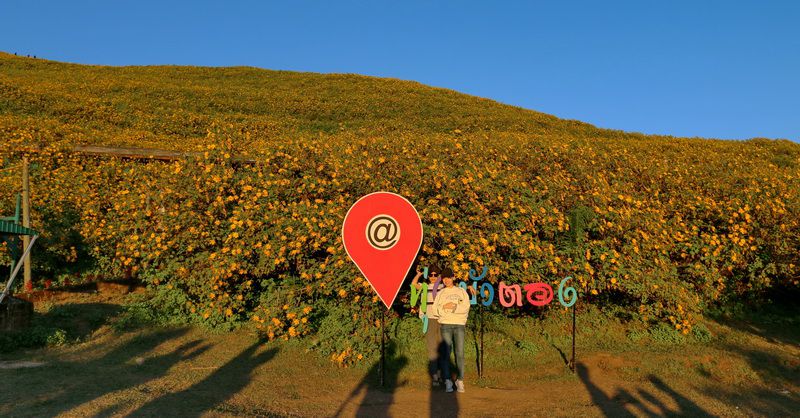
411, 266, 578, 314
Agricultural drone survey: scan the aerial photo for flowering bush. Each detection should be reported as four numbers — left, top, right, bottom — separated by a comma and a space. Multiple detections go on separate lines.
1, 53, 799, 360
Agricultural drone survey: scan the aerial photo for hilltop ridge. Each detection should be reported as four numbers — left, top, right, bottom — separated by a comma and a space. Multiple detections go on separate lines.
0, 51, 704, 150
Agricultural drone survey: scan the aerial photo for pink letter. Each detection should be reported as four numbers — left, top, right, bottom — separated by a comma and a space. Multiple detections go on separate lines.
498, 282, 522, 307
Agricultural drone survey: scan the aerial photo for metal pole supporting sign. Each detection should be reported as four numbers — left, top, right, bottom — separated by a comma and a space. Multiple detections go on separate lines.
571, 301, 576, 373
380, 308, 386, 387
341, 192, 423, 388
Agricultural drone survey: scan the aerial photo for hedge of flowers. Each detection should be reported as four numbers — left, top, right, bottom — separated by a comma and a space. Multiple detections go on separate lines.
1, 123, 798, 363
1, 54, 799, 364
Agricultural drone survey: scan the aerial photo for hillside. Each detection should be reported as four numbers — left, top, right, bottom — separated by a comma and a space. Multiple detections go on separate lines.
1, 52, 799, 364
0, 52, 615, 148
1, 51, 727, 151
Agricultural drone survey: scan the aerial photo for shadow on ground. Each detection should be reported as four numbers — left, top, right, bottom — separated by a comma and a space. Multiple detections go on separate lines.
578, 362, 710, 417
0, 327, 207, 416
333, 341, 414, 417
127, 342, 279, 417
0, 302, 122, 353
701, 308, 800, 416
576, 305, 800, 417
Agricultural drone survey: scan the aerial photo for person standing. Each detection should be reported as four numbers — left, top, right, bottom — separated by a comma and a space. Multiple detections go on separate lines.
433, 266, 471, 393
411, 264, 445, 387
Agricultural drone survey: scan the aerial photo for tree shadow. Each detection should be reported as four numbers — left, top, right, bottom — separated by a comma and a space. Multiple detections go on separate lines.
333, 340, 408, 417
646, 375, 710, 416
700, 381, 799, 416
699, 308, 800, 414
700, 342, 800, 415
718, 312, 800, 347
0, 327, 208, 416
128, 342, 279, 417
576, 363, 711, 417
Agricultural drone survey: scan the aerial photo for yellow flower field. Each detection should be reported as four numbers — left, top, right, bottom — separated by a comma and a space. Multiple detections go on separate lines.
1, 53, 798, 362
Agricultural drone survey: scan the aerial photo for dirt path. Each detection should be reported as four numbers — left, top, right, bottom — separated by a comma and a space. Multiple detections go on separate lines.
332, 353, 796, 417
1, 291, 797, 417
3, 329, 795, 417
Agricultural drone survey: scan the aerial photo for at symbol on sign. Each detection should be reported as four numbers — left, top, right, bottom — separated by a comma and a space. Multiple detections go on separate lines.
367, 215, 400, 250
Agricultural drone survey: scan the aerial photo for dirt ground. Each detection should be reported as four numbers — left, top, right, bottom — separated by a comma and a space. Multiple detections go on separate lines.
1, 290, 797, 417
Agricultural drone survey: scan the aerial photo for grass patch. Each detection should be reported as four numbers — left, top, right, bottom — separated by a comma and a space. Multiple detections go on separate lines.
1, 297, 120, 353
1, 292, 798, 417
649, 322, 687, 345
692, 323, 713, 343
0, 326, 67, 352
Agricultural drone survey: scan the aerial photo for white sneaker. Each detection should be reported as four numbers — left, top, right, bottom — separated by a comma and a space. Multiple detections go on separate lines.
456, 379, 465, 393
445, 379, 454, 393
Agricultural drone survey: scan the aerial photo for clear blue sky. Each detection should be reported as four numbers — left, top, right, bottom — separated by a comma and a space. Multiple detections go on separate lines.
2, 1, 798, 141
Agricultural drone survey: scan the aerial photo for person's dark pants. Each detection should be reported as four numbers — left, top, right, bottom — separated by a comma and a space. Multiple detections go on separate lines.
440, 323, 466, 381
426, 318, 443, 380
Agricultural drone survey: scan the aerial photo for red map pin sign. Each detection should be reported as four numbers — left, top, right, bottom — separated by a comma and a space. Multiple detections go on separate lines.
342, 192, 423, 310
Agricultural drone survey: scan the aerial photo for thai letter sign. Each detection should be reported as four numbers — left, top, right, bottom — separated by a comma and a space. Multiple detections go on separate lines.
410, 265, 578, 314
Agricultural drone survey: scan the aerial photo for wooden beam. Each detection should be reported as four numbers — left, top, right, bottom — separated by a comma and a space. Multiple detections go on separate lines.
73, 145, 192, 161
12, 144, 257, 165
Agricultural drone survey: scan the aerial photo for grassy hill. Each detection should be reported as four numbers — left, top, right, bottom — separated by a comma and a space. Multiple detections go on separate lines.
1, 52, 799, 364
2, 51, 673, 149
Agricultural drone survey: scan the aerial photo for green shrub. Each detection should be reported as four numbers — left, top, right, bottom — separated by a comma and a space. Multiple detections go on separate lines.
0, 326, 69, 352
649, 322, 686, 345
307, 301, 388, 366
112, 289, 192, 331
626, 329, 648, 343
45, 328, 68, 346
514, 340, 540, 355
691, 323, 713, 343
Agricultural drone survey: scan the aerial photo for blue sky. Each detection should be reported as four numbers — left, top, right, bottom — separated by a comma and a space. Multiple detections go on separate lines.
1, 1, 798, 141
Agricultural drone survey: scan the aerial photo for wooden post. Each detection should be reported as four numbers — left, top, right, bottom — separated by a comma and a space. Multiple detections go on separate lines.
22, 157, 31, 290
